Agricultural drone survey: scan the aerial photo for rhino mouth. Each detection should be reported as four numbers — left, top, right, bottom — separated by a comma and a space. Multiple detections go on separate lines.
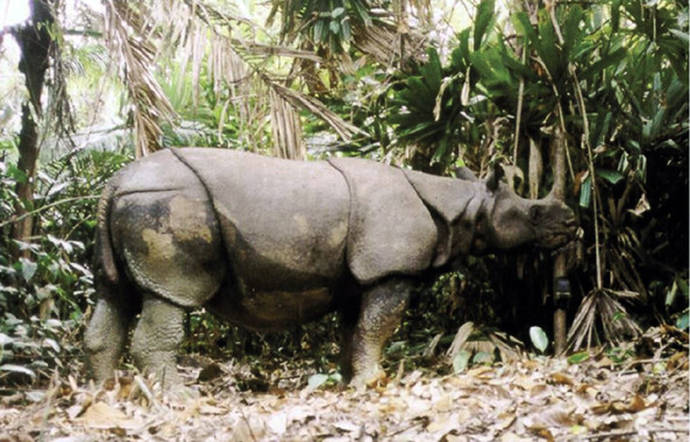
538, 222, 579, 249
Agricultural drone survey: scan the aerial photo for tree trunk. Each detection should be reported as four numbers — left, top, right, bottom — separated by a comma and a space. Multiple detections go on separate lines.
551, 128, 570, 355
10, 0, 54, 258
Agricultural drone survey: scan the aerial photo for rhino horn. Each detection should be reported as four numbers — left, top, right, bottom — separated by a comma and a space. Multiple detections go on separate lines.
485, 163, 505, 192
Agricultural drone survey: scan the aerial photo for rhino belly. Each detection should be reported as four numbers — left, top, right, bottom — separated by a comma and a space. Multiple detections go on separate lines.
206, 281, 337, 330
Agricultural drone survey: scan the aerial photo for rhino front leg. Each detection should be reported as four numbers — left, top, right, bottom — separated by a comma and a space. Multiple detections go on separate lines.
348, 278, 413, 388
84, 294, 136, 382
130, 294, 185, 388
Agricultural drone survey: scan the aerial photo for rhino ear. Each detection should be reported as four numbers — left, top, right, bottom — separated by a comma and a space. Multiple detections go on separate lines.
485, 163, 504, 192
403, 169, 479, 267
453, 166, 479, 182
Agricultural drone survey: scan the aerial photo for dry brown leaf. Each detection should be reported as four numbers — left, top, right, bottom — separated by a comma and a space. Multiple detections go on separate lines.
79, 402, 140, 430
512, 375, 538, 391
575, 383, 598, 399
595, 355, 615, 367
433, 393, 453, 412
667, 351, 687, 370
266, 411, 288, 435
522, 359, 542, 369
501, 431, 532, 442
333, 420, 362, 433
467, 366, 493, 379
549, 372, 575, 386
426, 412, 458, 433
529, 384, 549, 399
447, 375, 476, 389
625, 394, 647, 413
199, 403, 227, 415
496, 414, 516, 431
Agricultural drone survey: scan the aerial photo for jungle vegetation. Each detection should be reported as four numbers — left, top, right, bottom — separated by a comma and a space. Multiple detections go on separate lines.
0, 0, 687, 385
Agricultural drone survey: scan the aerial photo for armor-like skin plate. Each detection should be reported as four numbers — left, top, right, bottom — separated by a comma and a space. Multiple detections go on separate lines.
85, 148, 577, 389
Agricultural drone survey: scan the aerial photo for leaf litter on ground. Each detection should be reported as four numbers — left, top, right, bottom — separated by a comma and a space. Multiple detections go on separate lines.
0, 325, 687, 441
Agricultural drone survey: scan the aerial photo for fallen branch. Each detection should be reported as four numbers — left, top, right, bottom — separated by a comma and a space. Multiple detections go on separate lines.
583, 427, 690, 439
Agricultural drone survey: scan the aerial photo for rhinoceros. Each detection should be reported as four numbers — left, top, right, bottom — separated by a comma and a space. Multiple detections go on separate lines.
84, 147, 577, 388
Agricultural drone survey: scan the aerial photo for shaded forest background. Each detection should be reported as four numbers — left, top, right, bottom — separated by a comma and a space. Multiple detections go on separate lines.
0, 0, 687, 386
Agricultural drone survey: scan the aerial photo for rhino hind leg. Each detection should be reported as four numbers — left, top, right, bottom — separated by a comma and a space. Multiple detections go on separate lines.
346, 278, 413, 388
130, 294, 186, 388
84, 287, 137, 382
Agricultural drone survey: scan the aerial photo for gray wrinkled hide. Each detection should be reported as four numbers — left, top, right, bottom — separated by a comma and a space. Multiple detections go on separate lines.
403, 169, 486, 266
329, 157, 436, 284
85, 148, 577, 389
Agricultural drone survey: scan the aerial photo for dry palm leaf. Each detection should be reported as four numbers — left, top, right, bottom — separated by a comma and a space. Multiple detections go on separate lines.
352, 16, 427, 68
103, 0, 361, 157
269, 88, 305, 159
268, 80, 364, 140
179, 0, 363, 145
446, 321, 475, 358
567, 288, 642, 351
446, 321, 524, 363
103, 0, 176, 157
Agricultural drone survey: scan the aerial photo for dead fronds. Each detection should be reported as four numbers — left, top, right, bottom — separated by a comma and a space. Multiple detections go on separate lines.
567, 288, 642, 351
103, 1, 176, 157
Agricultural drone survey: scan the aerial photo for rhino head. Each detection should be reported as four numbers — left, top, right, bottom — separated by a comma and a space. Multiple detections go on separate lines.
472, 165, 578, 252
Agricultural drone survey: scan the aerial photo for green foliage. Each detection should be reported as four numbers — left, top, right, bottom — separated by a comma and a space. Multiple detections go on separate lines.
0, 317, 76, 384
383, 0, 688, 346
567, 351, 590, 364
606, 346, 635, 364
0, 148, 131, 384
451, 350, 471, 373
666, 275, 689, 330
306, 371, 342, 390
158, 62, 269, 151
529, 326, 549, 353
270, 0, 370, 55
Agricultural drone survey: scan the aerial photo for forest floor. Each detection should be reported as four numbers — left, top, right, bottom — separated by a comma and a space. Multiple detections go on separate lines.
0, 326, 688, 441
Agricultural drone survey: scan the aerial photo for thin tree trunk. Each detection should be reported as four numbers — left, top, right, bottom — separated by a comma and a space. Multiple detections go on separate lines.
551, 127, 569, 355
11, 0, 54, 258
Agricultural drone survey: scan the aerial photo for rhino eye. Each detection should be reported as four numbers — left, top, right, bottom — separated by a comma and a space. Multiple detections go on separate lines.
529, 206, 544, 222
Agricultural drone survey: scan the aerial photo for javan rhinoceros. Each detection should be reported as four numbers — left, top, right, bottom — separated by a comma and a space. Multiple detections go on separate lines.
84, 147, 577, 388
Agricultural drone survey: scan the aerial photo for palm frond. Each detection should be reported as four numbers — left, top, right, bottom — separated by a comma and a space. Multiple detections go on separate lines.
352, 15, 427, 68
172, 0, 360, 147
567, 288, 642, 351
268, 80, 364, 140
269, 87, 305, 159
103, 0, 176, 157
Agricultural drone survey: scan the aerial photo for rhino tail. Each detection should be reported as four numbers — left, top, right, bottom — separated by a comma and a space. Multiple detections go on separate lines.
94, 178, 119, 285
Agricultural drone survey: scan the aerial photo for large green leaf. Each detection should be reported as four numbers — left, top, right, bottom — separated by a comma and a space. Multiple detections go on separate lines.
511, 12, 538, 45
580, 48, 627, 81
562, 5, 584, 57
597, 169, 624, 185
450, 28, 471, 72
420, 48, 442, 95
579, 175, 592, 208
473, 0, 496, 50
611, 0, 621, 32
529, 326, 549, 353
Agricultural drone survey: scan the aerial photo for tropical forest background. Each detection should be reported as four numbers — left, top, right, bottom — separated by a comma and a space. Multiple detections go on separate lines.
0, 0, 687, 389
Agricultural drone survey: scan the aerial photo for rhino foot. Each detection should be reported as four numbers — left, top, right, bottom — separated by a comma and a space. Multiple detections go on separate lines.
343, 278, 413, 389
350, 365, 386, 390
131, 295, 186, 389
85, 294, 136, 382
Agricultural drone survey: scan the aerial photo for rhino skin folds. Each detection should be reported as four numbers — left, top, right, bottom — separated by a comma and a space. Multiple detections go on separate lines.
85, 148, 577, 389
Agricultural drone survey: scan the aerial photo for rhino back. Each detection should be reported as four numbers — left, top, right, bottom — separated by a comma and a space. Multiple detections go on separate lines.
178, 149, 349, 291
